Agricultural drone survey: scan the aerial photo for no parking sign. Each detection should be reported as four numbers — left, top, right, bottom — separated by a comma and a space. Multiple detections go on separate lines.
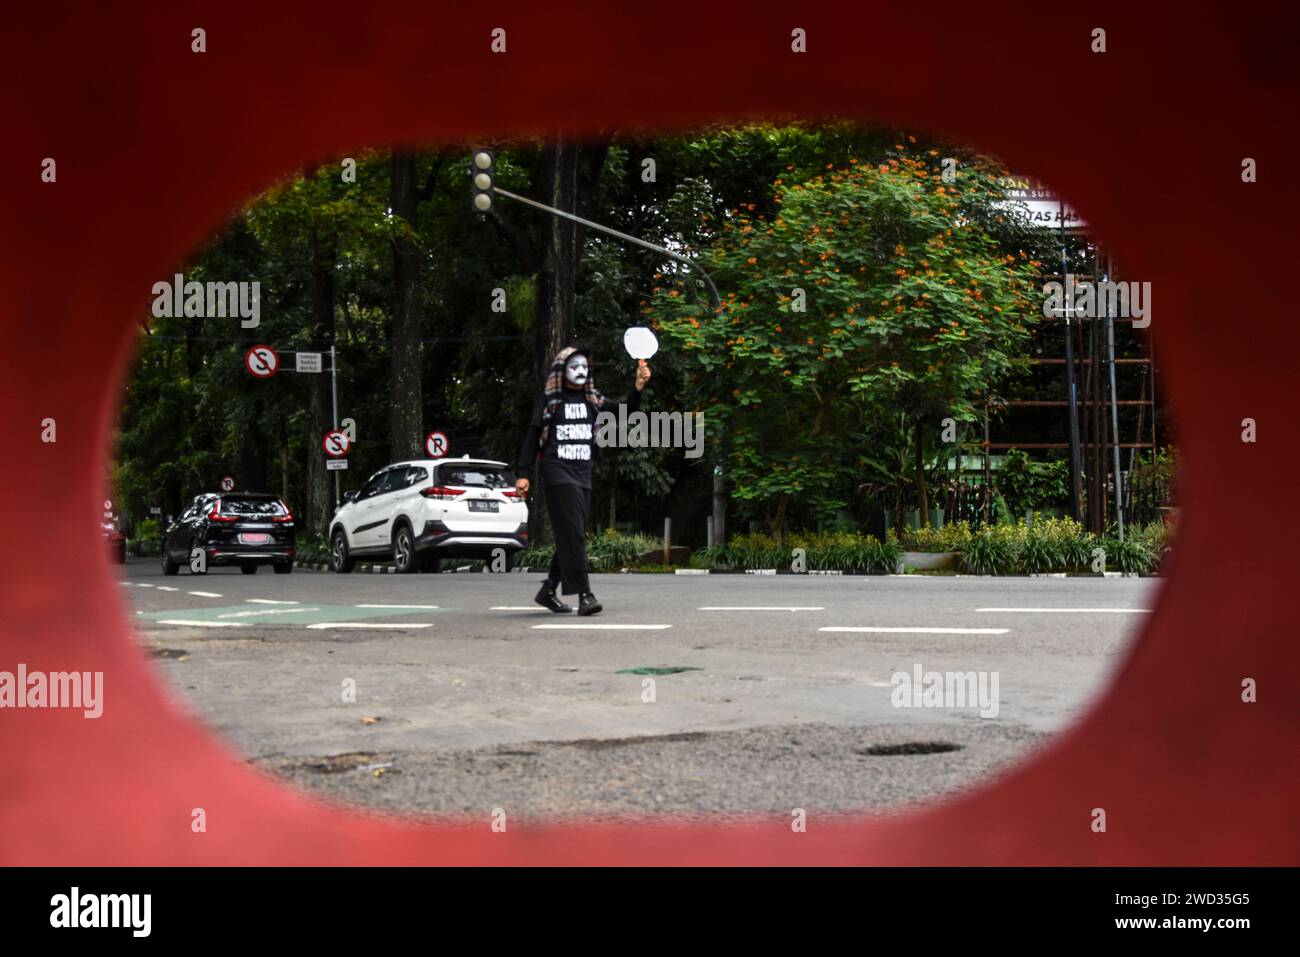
425, 431, 449, 458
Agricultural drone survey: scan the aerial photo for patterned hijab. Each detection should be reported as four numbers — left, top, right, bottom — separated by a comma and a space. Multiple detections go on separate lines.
539, 345, 607, 448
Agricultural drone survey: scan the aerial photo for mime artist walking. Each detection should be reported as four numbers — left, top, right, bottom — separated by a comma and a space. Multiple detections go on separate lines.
516, 346, 651, 616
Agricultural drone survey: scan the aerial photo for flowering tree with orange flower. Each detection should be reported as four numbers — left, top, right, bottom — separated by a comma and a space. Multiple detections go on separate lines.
646, 146, 1040, 535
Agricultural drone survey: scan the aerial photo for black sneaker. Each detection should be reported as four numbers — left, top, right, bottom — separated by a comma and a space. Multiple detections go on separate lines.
535, 583, 572, 614
577, 592, 603, 616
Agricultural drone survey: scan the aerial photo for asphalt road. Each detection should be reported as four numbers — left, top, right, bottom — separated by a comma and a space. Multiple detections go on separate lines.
120, 558, 1159, 822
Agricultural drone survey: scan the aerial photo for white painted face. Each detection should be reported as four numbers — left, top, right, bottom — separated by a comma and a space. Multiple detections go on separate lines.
564, 354, 589, 387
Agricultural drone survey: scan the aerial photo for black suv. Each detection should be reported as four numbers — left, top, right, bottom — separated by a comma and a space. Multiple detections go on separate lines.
162, 493, 296, 575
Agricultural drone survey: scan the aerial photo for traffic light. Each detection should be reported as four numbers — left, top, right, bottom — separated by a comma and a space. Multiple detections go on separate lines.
471, 149, 495, 213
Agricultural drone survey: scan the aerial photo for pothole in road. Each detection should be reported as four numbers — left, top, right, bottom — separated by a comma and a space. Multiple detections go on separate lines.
149, 648, 189, 659
562, 731, 709, 750
292, 752, 391, 774
856, 742, 964, 756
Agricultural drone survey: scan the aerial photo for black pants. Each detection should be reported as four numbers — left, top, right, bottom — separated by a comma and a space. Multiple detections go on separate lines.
544, 482, 591, 596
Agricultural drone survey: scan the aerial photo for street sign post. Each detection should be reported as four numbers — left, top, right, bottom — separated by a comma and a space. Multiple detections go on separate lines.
425, 431, 449, 458
244, 345, 279, 378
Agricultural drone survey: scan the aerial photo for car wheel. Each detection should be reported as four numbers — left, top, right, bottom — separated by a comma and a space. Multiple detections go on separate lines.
330, 528, 355, 573
273, 561, 293, 575
161, 542, 179, 576
240, 564, 258, 575
393, 524, 417, 573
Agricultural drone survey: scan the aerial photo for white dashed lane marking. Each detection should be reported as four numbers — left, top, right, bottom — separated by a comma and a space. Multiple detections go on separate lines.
156, 620, 245, 628
698, 606, 824, 611
819, 626, 1009, 635
975, 607, 1151, 614
355, 604, 440, 610
187, 591, 223, 598
533, 624, 672, 631
306, 623, 433, 630
217, 608, 321, 619
245, 599, 300, 605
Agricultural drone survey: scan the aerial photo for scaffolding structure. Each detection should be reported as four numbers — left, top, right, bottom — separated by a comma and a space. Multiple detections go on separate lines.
981, 205, 1160, 536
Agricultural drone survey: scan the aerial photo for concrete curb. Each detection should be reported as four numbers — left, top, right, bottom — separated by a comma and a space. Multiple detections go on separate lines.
293, 560, 537, 574
293, 559, 1161, 579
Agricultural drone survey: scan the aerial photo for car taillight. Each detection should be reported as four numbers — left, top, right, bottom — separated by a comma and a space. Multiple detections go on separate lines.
272, 500, 294, 522
419, 486, 466, 500
208, 499, 238, 522
503, 489, 521, 499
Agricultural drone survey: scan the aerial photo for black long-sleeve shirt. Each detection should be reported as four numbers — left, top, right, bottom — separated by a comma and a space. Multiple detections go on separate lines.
516, 386, 642, 489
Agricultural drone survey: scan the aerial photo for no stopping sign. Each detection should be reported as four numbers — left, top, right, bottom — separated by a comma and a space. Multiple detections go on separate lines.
322, 430, 351, 458
244, 344, 279, 378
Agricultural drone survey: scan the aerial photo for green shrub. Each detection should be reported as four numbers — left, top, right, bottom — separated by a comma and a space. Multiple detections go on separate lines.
1104, 536, 1156, 575
586, 530, 640, 571
706, 531, 897, 573
1018, 530, 1059, 574
689, 546, 721, 569
516, 544, 555, 568
128, 538, 161, 558
294, 535, 330, 564
718, 532, 789, 570
1130, 521, 1171, 571
902, 521, 973, 553
960, 525, 1020, 575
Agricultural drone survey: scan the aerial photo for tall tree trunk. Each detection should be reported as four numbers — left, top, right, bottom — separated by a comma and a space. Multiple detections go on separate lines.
239, 397, 267, 492
915, 427, 930, 529
534, 138, 580, 385
306, 228, 336, 540
530, 139, 581, 545
390, 151, 424, 461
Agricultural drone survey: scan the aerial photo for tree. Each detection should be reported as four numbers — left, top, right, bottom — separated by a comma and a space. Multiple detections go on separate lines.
649, 143, 1040, 535
389, 151, 426, 461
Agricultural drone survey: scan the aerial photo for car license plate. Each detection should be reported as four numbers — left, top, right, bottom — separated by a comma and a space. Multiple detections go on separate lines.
468, 500, 498, 513
239, 533, 271, 544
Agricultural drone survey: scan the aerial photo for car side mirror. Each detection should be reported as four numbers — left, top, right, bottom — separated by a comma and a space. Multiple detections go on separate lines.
344, 490, 358, 503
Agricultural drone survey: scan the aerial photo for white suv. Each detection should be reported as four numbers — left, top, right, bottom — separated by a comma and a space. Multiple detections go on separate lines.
328, 457, 528, 573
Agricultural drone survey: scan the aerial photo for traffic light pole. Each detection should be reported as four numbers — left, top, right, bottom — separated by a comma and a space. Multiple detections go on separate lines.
492, 185, 723, 314
330, 344, 340, 508
486, 163, 728, 553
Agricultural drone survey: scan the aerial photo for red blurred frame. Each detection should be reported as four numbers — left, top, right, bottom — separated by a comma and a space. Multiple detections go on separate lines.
1, 1, 1297, 865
